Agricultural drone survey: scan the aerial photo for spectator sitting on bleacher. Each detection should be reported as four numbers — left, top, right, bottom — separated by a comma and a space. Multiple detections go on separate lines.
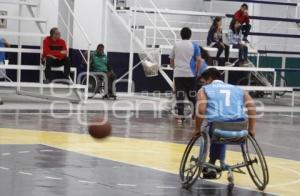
42, 27, 71, 83
207, 17, 231, 66
0, 38, 10, 82
234, 3, 251, 43
228, 19, 249, 66
90, 44, 116, 99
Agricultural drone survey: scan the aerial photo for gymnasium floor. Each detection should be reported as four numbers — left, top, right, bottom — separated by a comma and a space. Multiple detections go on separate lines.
0, 92, 300, 196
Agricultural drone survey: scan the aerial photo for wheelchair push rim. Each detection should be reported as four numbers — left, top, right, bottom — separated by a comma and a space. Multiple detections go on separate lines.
243, 135, 269, 190
81, 74, 99, 99
179, 132, 208, 189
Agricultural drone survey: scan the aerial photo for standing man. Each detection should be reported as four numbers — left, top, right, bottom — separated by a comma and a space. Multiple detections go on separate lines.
42, 27, 71, 83
169, 27, 202, 124
0, 37, 9, 105
234, 3, 251, 43
193, 68, 256, 178
90, 44, 116, 99
0, 38, 10, 82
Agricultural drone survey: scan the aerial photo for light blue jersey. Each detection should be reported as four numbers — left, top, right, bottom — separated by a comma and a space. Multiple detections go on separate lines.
203, 80, 245, 122
0, 39, 5, 63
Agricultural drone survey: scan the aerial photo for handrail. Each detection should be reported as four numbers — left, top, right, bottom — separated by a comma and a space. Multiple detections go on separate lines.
148, 0, 177, 43
135, 2, 174, 47
61, 0, 92, 45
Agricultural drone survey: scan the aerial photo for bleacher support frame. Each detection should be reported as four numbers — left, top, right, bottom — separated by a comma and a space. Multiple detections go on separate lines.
0, 0, 92, 103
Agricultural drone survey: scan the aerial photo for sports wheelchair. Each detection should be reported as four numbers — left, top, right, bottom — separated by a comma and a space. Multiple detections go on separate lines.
179, 121, 269, 191
80, 73, 116, 100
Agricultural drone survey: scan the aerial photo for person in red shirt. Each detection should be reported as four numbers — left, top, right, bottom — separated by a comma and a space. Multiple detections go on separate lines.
234, 4, 251, 43
42, 27, 70, 82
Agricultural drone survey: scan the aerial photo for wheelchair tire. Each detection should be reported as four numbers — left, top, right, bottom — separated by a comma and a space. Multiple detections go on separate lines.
179, 132, 208, 189
242, 135, 269, 190
81, 74, 100, 99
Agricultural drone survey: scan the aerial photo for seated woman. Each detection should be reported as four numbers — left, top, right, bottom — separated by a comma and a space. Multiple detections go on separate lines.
228, 19, 249, 66
207, 17, 231, 66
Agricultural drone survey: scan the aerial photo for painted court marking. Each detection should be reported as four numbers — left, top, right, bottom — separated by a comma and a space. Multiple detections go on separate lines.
18, 171, 33, 176
45, 176, 62, 181
117, 184, 137, 187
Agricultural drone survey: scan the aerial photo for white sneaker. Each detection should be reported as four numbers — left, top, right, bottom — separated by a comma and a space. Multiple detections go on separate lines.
225, 62, 233, 66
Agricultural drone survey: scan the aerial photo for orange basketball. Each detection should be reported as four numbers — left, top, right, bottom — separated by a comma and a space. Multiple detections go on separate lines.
88, 118, 112, 139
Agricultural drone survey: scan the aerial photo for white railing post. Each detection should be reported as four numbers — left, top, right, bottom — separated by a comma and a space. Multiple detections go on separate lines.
152, 12, 157, 47
84, 45, 91, 102
127, 0, 137, 94
17, 3, 23, 93
104, 0, 109, 49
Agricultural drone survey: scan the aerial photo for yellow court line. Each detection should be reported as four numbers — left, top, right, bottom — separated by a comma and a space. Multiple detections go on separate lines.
0, 128, 299, 196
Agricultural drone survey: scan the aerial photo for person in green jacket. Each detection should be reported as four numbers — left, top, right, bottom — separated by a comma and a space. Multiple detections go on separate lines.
90, 44, 116, 99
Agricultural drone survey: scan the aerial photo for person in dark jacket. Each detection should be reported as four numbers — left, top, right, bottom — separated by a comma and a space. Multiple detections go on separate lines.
228, 19, 249, 66
207, 17, 231, 66
234, 3, 251, 43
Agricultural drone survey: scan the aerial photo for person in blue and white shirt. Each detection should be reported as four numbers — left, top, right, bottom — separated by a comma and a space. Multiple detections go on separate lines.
0, 38, 9, 82
193, 68, 256, 178
169, 27, 202, 124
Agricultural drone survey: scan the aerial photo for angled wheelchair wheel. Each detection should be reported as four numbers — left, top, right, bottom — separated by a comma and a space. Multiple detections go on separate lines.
242, 135, 269, 190
179, 132, 208, 189
81, 74, 100, 99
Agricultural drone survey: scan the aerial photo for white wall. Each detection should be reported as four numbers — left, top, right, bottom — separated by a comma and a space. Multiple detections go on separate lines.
0, 0, 59, 46
72, 0, 103, 50
3, 0, 299, 52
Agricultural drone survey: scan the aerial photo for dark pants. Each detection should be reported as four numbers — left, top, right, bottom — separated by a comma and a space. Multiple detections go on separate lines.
174, 77, 196, 117
212, 42, 229, 62
241, 24, 251, 39
233, 44, 248, 61
45, 57, 71, 81
98, 72, 116, 96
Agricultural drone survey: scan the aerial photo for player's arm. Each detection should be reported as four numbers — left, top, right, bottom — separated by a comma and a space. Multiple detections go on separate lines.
244, 91, 256, 137
193, 89, 207, 137
195, 56, 202, 75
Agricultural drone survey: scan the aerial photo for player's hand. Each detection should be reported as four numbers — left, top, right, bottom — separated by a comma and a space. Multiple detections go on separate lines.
192, 129, 202, 138
248, 129, 256, 137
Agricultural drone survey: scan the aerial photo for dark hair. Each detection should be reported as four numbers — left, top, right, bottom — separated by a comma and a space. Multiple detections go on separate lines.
201, 68, 221, 81
200, 47, 212, 65
229, 19, 241, 34
241, 3, 248, 9
50, 27, 59, 37
180, 27, 192, 40
212, 16, 222, 28
97, 44, 104, 50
